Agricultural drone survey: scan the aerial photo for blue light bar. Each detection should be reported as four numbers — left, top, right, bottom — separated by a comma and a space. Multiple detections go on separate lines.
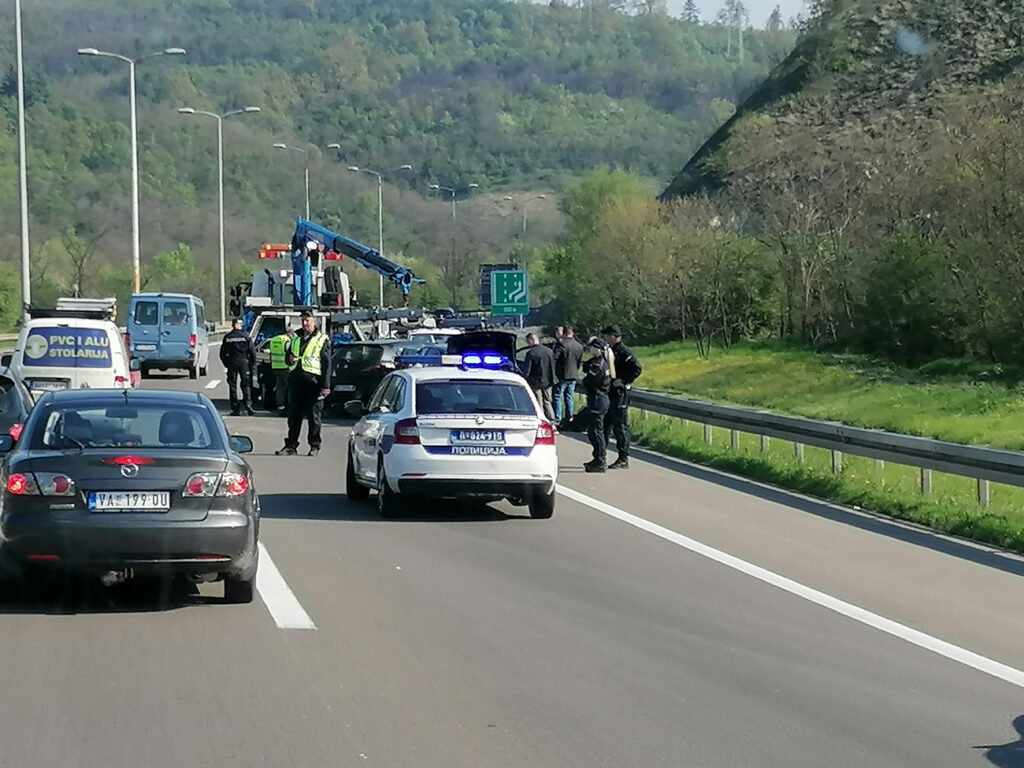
463, 354, 483, 365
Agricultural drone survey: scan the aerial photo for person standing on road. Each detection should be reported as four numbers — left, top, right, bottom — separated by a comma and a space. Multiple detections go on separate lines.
268, 327, 296, 415
553, 325, 584, 430
220, 318, 256, 416
602, 324, 643, 470
522, 332, 557, 423
582, 337, 614, 473
276, 310, 331, 457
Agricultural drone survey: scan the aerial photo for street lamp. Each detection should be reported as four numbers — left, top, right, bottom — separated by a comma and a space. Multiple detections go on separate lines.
335, 154, 413, 307
503, 194, 548, 238
178, 106, 261, 323
272, 143, 310, 219
78, 46, 186, 294
430, 183, 479, 303
15, 0, 30, 320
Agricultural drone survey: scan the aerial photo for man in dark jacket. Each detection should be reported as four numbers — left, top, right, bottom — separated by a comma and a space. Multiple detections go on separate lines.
276, 310, 332, 457
522, 332, 556, 422
220, 318, 255, 416
602, 324, 643, 469
552, 325, 584, 430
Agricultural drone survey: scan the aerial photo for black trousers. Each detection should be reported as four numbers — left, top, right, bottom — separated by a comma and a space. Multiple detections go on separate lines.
604, 387, 631, 458
226, 362, 251, 413
285, 379, 324, 450
587, 394, 610, 464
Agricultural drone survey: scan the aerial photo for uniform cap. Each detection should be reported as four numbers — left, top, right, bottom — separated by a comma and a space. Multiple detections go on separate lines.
601, 325, 621, 337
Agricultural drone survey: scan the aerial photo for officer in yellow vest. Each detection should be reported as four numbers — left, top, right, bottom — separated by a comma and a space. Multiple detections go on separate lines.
267, 327, 295, 414
276, 310, 332, 457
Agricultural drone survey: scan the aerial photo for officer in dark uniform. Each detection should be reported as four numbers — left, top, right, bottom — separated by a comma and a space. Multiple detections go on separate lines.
581, 337, 613, 473
219, 318, 255, 416
601, 324, 643, 470
276, 310, 332, 457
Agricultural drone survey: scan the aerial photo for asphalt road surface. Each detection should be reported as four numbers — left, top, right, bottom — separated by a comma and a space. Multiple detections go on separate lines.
1, 351, 1023, 768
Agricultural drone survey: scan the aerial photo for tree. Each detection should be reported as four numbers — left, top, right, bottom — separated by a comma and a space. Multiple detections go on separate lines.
61, 222, 110, 298
681, 0, 700, 23
766, 5, 783, 31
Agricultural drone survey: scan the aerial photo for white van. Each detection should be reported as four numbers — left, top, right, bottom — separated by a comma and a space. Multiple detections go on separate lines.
8, 316, 133, 399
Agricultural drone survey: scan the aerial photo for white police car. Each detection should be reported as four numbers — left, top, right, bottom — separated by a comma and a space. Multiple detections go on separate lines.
344, 361, 558, 519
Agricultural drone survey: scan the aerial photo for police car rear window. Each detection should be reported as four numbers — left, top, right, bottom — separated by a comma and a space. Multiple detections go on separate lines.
415, 381, 535, 415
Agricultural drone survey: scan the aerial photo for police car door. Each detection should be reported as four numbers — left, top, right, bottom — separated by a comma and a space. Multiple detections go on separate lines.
353, 375, 402, 473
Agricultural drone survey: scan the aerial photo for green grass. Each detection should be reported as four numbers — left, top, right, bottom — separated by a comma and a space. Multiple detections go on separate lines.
625, 341, 1024, 553
634, 340, 1024, 450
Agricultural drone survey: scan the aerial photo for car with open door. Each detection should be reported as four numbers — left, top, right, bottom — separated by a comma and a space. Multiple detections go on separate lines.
0, 388, 259, 602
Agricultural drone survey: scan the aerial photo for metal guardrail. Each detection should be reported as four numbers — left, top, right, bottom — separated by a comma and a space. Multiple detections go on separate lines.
630, 389, 1017, 507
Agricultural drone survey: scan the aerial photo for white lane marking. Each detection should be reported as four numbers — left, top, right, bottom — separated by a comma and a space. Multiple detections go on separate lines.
205, 379, 221, 390
256, 542, 316, 630
557, 484, 1024, 690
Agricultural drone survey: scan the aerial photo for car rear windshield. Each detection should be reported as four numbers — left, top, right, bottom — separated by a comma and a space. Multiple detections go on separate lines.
162, 301, 189, 326
333, 345, 384, 367
134, 301, 159, 326
415, 380, 536, 415
29, 403, 222, 451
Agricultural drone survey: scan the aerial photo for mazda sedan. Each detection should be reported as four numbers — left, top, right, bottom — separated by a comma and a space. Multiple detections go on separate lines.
0, 389, 259, 602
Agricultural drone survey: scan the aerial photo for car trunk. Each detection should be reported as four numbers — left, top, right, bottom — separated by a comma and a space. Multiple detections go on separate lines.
416, 413, 541, 458
22, 450, 229, 522
446, 331, 518, 362
332, 345, 391, 398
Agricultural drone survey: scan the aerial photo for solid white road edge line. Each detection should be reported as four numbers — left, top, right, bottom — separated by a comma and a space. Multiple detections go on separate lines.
556, 483, 1024, 691
256, 542, 316, 630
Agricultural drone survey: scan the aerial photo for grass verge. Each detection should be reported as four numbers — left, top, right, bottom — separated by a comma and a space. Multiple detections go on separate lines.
629, 409, 1024, 555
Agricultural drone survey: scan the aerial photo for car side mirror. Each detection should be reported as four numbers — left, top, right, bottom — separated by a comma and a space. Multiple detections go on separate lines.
0, 435, 15, 453
229, 435, 254, 454
129, 359, 142, 372
0, 353, 11, 367
343, 400, 366, 419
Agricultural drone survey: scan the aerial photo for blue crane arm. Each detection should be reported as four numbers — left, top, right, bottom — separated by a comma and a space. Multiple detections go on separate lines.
293, 218, 425, 296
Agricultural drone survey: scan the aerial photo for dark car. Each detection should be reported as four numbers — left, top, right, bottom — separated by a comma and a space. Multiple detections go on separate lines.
328, 340, 407, 409
0, 389, 259, 602
0, 367, 35, 443
447, 330, 522, 374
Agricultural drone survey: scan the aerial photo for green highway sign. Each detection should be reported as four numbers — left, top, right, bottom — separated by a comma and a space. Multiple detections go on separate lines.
490, 269, 529, 316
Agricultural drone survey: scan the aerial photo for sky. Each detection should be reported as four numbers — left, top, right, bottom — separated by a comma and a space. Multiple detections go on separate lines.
667, 0, 808, 25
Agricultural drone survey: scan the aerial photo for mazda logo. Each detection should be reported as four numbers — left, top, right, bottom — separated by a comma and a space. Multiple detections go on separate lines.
120, 463, 139, 478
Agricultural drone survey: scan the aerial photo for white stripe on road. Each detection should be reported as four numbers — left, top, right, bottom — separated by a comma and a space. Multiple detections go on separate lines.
557, 484, 1024, 691
205, 379, 221, 390
256, 542, 316, 630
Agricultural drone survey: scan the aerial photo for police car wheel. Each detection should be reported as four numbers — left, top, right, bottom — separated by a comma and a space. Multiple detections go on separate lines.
528, 490, 555, 519
377, 463, 403, 519
346, 447, 370, 501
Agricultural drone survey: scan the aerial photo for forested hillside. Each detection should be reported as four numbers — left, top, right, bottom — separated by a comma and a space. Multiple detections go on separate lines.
551, 0, 1024, 366
0, 0, 793, 323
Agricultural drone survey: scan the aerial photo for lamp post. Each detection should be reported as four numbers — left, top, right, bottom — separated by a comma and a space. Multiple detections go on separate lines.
336, 155, 413, 307
272, 143, 310, 219
430, 182, 478, 303
503, 194, 548, 238
178, 106, 261, 324
78, 46, 186, 293
15, 0, 30, 319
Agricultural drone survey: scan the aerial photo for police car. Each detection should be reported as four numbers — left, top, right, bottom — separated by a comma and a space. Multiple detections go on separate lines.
343, 352, 557, 519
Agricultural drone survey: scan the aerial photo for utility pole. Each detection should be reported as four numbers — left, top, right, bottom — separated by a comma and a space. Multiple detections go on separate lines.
15, 0, 30, 320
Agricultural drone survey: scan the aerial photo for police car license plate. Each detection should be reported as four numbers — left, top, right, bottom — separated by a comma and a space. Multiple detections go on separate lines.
450, 429, 505, 444
88, 491, 171, 511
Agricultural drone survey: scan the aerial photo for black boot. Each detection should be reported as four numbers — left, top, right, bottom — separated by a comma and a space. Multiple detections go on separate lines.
608, 456, 629, 470
584, 459, 606, 473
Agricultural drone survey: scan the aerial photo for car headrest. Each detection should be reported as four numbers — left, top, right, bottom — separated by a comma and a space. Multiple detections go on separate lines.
158, 411, 196, 446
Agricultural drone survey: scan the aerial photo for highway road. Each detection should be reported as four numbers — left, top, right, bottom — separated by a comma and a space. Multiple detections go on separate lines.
1, 351, 1023, 768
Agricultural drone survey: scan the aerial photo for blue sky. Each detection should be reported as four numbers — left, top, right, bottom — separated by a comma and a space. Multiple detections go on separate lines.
667, 0, 808, 25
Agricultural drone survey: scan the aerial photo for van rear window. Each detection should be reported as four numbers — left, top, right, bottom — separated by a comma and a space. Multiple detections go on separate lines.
163, 301, 189, 326
134, 301, 158, 326
22, 327, 114, 369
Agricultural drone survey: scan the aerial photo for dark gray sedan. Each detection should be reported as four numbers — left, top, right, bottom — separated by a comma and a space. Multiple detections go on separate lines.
0, 389, 259, 603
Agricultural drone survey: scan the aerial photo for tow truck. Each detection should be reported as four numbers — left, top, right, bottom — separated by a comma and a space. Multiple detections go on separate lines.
233, 219, 429, 407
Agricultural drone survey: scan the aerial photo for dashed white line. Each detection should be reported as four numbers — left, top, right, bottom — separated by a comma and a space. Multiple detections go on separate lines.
256, 542, 316, 630
205, 379, 221, 390
557, 483, 1024, 691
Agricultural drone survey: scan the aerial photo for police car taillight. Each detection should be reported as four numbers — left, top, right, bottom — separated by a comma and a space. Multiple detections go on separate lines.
536, 421, 556, 445
394, 418, 420, 445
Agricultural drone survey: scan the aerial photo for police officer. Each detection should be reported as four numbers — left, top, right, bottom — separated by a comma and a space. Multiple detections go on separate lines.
582, 337, 613, 473
220, 318, 256, 416
276, 310, 331, 457
267, 326, 296, 414
601, 324, 643, 470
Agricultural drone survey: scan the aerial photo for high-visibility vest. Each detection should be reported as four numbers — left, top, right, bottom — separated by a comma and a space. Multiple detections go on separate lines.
269, 334, 292, 370
291, 331, 327, 377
